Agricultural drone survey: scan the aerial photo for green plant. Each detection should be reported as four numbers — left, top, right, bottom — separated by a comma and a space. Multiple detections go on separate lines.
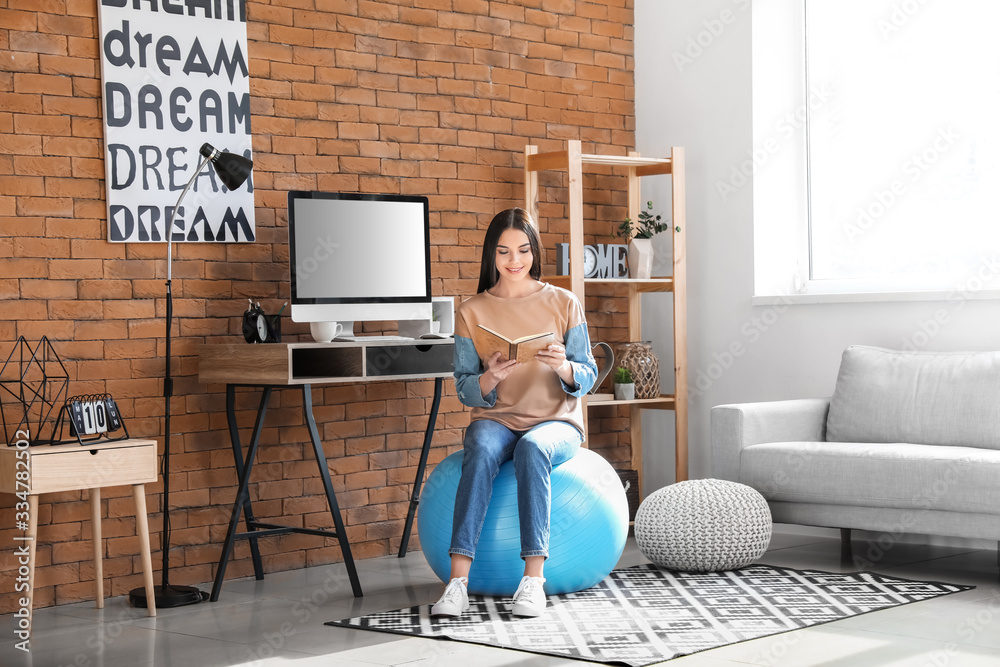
617, 200, 668, 240
613, 366, 633, 385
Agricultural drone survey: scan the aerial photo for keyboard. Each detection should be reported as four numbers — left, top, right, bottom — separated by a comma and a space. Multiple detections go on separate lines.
334, 335, 413, 342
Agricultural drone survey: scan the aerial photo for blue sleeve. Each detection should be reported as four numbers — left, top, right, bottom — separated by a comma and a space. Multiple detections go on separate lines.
453, 335, 496, 408
562, 322, 598, 397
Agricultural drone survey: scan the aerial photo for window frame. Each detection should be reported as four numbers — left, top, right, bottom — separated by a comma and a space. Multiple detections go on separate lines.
750, 0, 1000, 305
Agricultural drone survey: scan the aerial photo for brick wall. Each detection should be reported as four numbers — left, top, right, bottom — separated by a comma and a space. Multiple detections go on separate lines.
0, 0, 636, 612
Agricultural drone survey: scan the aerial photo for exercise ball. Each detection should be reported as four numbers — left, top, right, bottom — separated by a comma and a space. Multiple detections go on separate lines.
418, 447, 628, 596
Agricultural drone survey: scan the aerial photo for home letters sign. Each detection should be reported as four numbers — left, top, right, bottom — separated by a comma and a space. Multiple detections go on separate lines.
98, 0, 255, 243
555, 243, 629, 279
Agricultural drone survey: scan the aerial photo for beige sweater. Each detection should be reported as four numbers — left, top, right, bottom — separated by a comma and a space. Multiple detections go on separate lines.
453, 283, 597, 435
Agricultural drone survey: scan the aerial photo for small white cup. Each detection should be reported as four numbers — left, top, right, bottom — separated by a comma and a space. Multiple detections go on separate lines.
310, 321, 343, 343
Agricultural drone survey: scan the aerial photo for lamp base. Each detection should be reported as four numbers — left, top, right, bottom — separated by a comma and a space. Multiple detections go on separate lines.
129, 584, 208, 609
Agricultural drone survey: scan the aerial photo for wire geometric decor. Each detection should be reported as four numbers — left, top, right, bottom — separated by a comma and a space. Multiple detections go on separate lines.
0, 336, 70, 446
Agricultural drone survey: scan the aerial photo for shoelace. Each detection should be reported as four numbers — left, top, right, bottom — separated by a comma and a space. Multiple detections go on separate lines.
442, 577, 467, 605
513, 576, 544, 601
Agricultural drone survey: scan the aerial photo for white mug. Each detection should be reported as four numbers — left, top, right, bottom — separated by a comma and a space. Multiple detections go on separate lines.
310, 321, 343, 343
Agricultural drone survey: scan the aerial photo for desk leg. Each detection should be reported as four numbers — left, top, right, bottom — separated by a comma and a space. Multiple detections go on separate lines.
302, 384, 363, 598
398, 377, 443, 558
211, 387, 272, 602
90, 488, 103, 609
226, 385, 265, 580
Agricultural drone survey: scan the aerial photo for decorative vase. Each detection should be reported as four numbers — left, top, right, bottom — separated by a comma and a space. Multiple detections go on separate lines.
614, 383, 635, 401
628, 237, 653, 279
614, 341, 660, 399
590, 342, 614, 393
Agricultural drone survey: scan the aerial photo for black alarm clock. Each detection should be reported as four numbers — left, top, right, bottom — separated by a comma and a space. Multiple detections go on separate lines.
242, 301, 279, 343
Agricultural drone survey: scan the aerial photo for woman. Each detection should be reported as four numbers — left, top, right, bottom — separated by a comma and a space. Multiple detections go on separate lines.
432, 208, 598, 618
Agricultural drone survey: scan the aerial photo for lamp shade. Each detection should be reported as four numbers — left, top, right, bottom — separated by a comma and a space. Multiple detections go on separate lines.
199, 142, 253, 190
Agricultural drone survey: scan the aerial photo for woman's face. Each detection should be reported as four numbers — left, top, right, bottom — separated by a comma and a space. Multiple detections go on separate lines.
494, 228, 533, 285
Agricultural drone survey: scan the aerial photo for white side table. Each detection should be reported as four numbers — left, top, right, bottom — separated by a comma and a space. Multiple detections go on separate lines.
1, 438, 159, 627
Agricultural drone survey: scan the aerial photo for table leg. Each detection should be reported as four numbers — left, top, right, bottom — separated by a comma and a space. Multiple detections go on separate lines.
302, 384, 363, 598
90, 488, 103, 609
26, 494, 38, 631
211, 386, 272, 602
398, 377, 443, 558
226, 384, 264, 580
132, 484, 157, 617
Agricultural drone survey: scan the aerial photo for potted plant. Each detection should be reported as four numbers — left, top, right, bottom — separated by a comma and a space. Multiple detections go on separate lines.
617, 200, 668, 280
613, 366, 635, 401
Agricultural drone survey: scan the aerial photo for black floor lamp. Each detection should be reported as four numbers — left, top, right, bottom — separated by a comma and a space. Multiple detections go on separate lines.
129, 143, 253, 609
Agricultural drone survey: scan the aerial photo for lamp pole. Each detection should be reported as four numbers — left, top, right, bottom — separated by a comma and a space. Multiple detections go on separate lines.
129, 143, 253, 609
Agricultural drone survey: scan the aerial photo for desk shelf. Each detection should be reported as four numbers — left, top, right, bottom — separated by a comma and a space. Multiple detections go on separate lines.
198, 339, 455, 386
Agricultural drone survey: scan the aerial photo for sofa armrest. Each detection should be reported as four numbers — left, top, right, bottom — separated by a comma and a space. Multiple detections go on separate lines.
711, 398, 830, 482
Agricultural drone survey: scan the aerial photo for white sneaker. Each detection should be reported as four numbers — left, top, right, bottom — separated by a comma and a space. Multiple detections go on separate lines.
431, 577, 469, 617
511, 576, 547, 617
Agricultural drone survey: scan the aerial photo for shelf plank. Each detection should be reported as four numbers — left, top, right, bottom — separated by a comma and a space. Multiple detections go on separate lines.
527, 151, 673, 172
543, 276, 674, 292
635, 163, 673, 177
543, 275, 571, 288
633, 280, 675, 293
525, 150, 569, 172
581, 153, 673, 169
590, 278, 674, 291
587, 394, 676, 408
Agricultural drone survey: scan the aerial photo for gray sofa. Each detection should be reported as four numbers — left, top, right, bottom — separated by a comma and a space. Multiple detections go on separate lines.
711, 345, 1000, 566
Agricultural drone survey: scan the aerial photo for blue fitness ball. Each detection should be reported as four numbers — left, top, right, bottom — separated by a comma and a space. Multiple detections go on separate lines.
417, 447, 629, 596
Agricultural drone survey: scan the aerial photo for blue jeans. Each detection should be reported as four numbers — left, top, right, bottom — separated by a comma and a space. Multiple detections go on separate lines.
449, 419, 582, 560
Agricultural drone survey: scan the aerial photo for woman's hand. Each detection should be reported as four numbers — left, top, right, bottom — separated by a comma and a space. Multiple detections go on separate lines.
480, 351, 518, 396
536, 344, 575, 385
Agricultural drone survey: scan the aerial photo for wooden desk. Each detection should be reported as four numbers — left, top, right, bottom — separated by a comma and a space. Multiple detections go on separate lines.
197, 338, 454, 600
0, 438, 159, 626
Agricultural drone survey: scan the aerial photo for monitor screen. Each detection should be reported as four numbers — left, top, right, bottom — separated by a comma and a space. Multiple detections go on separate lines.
288, 191, 432, 324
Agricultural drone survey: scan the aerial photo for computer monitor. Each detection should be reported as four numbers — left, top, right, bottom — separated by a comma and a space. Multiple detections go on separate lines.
288, 191, 433, 331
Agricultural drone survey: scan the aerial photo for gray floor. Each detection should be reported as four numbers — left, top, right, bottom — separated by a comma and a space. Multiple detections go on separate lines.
3, 527, 999, 666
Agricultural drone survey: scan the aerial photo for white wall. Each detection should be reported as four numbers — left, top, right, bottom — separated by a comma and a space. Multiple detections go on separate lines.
635, 0, 1000, 495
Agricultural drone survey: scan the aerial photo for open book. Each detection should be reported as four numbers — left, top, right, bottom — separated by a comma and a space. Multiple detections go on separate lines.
473, 325, 555, 365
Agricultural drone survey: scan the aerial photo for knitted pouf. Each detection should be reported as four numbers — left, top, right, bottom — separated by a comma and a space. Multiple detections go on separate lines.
634, 479, 772, 572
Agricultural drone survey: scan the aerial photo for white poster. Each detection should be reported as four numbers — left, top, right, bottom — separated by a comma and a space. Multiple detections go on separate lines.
98, 0, 254, 243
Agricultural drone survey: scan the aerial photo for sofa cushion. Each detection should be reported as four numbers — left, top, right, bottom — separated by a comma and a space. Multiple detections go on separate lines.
739, 441, 1000, 516
826, 345, 1000, 450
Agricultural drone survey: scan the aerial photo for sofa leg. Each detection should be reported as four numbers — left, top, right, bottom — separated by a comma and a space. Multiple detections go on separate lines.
840, 528, 853, 564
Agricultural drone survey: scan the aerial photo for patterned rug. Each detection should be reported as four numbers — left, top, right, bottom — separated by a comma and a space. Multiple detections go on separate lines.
326, 563, 973, 666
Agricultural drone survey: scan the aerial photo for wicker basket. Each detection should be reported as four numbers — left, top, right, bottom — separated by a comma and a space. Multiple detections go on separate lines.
614, 341, 660, 399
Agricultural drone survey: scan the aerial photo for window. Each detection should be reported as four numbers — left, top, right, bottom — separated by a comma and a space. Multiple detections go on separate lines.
752, 0, 1000, 302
